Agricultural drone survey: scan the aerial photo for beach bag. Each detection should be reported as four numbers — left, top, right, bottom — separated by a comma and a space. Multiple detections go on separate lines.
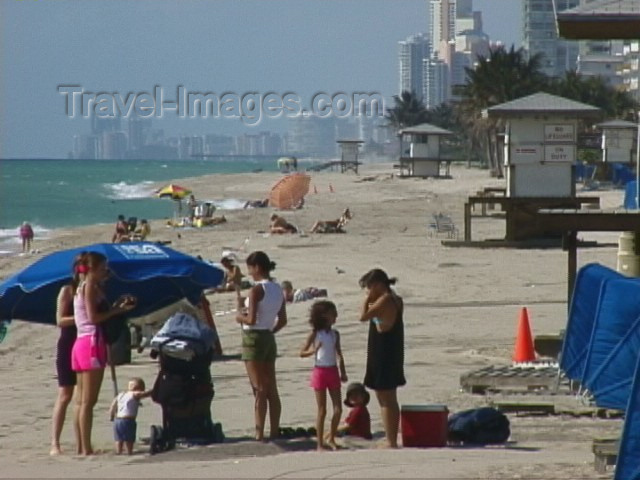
448, 407, 510, 445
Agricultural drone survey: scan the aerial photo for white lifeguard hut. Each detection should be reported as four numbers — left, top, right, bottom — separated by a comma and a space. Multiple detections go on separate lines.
485, 92, 601, 197
397, 123, 453, 178
598, 120, 638, 164
336, 139, 363, 173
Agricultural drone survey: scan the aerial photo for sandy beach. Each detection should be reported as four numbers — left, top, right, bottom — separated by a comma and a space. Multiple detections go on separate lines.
0, 162, 625, 478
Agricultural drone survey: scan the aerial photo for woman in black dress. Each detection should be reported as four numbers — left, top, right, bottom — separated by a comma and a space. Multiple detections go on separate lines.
358, 268, 405, 448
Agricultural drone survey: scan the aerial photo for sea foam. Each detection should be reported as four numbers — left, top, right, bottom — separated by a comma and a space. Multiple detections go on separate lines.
103, 181, 156, 200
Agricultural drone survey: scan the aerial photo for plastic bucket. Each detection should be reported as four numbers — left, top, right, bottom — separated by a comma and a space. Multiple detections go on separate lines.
617, 232, 640, 277
401, 404, 448, 448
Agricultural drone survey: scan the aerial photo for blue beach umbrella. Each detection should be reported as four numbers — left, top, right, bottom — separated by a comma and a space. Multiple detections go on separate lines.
0, 242, 224, 325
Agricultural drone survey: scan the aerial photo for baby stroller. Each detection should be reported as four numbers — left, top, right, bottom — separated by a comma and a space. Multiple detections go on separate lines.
148, 312, 224, 454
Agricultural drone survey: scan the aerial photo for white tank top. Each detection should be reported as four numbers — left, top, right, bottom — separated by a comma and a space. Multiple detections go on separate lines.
243, 280, 283, 331
314, 329, 337, 367
115, 392, 140, 419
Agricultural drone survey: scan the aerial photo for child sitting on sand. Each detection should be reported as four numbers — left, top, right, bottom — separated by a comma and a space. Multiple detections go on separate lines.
109, 377, 152, 454
300, 300, 348, 450
339, 382, 372, 440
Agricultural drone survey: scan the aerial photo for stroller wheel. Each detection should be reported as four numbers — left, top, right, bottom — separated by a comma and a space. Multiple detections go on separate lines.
150, 425, 162, 455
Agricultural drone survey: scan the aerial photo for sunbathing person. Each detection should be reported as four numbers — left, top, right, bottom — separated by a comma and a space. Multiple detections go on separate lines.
132, 219, 151, 241
281, 280, 328, 303
244, 199, 269, 209
270, 214, 297, 234
310, 208, 352, 234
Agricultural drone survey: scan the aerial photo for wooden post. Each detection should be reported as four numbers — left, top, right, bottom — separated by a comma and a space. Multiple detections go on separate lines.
563, 231, 578, 308
464, 202, 472, 242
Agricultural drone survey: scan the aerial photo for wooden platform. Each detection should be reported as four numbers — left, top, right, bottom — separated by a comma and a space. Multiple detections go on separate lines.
460, 364, 569, 394
493, 401, 555, 415
592, 437, 619, 474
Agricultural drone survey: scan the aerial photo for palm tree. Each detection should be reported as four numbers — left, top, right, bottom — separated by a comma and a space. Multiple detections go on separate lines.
385, 91, 430, 131
550, 70, 638, 119
456, 45, 547, 176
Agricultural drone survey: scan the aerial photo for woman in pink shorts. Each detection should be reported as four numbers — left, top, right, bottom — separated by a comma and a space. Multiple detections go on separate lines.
299, 300, 348, 450
71, 252, 136, 455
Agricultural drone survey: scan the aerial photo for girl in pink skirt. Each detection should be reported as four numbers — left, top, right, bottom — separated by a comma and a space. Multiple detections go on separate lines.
300, 300, 348, 450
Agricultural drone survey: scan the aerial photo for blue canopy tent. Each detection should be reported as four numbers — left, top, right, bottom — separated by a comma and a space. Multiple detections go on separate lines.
624, 181, 639, 209
0, 242, 225, 325
616, 354, 640, 480
580, 278, 640, 409
560, 263, 624, 381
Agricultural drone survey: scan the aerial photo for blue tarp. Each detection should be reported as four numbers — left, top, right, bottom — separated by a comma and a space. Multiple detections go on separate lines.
560, 263, 624, 381
612, 163, 635, 186
624, 181, 639, 209
615, 354, 640, 480
581, 278, 640, 409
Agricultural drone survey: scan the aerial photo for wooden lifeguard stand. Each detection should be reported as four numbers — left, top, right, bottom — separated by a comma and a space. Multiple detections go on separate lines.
397, 123, 453, 178
336, 139, 363, 174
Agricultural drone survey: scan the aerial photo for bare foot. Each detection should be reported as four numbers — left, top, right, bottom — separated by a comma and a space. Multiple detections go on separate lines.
326, 439, 340, 450
49, 446, 62, 456
376, 440, 399, 449
316, 443, 330, 451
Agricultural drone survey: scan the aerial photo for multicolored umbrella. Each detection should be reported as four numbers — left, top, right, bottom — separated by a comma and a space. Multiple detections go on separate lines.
156, 184, 192, 200
269, 173, 311, 210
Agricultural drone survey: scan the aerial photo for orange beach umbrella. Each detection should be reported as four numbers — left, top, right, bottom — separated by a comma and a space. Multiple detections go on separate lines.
269, 173, 311, 210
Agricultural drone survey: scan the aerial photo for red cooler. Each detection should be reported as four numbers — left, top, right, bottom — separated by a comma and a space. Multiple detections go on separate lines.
401, 404, 448, 447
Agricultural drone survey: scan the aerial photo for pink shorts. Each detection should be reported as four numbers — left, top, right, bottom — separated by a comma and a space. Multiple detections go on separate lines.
71, 334, 107, 372
310, 366, 340, 391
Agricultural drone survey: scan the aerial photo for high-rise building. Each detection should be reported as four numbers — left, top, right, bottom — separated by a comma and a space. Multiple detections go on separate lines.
426, 0, 488, 102
287, 113, 337, 157
423, 57, 450, 108
72, 134, 99, 159
101, 132, 127, 159
127, 117, 151, 152
398, 34, 431, 99
522, 0, 580, 77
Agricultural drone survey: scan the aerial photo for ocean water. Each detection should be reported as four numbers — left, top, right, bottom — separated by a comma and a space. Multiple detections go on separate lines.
0, 157, 282, 252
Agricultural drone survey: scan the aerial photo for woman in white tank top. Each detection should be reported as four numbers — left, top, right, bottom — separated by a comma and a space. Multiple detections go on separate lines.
236, 251, 287, 441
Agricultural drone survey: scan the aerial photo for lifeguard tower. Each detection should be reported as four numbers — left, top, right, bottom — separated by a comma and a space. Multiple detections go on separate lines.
461, 93, 602, 243
599, 120, 638, 164
397, 123, 453, 178
336, 139, 363, 174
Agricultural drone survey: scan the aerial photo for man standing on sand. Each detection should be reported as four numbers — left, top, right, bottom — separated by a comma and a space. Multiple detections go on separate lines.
19, 221, 34, 253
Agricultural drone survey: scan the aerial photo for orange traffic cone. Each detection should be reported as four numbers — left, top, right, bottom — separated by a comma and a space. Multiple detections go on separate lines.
329, 183, 334, 193
513, 307, 536, 363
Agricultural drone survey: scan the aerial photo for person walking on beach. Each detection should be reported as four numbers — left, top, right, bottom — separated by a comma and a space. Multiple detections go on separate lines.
300, 300, 348, 450
236, 251, 287, 441
358, 268, 405, 448
72, 252, 137, 455
19, 221, 34, 252
50, 253, 84, 456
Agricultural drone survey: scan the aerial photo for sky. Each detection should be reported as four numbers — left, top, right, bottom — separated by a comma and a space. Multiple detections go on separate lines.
1, 0, 521, 158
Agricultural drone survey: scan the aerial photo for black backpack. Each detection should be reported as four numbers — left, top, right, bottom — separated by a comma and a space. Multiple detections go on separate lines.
448, 407, 510, 445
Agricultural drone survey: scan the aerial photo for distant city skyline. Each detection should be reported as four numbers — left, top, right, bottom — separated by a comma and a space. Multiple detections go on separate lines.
1, 0, 522, 158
